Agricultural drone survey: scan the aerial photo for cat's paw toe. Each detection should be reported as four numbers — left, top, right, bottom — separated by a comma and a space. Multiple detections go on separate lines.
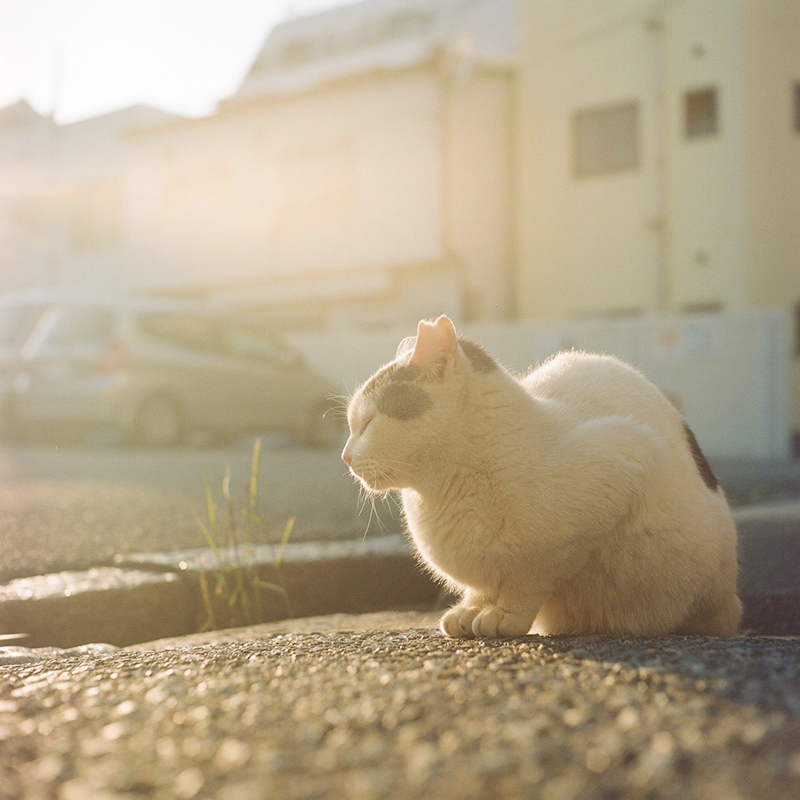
440, 606, 481, 638
472, 607, 532, 638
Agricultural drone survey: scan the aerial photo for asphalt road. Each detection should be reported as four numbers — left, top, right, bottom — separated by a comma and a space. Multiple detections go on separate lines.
0, 434, 798, 584
0, 436, 402, 582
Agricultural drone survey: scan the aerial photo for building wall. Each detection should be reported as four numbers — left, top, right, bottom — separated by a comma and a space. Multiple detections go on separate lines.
289, 308, 792, 459
1, 2, 518, 332
516, 0, 664, 320
444, 68, 516, 321
123, 63, 515, 331
664, 0, 750, 312
516, 0, 800, 440
0, 106, 59, 291
122, 115, 256, 293
743, 0, 800, 308
516, 0, 800, 317
742, 0, 800, 435
122, 70, 445, 303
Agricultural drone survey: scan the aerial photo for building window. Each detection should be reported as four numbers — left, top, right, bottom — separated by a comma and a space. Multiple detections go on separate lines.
572, 101, 639, 177
685, 88, 718, 138
794, 83, 800, 134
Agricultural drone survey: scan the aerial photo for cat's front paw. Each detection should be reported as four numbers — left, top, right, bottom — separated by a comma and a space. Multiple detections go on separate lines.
472, 606, 533, 638
440, 605, 482, 638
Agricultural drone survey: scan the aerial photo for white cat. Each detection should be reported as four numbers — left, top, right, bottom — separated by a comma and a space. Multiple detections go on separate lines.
342, 315, 741, 638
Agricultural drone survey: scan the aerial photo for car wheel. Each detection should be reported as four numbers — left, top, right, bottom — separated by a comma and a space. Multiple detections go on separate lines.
0, 396, 28, 444
132, 395, 184, 448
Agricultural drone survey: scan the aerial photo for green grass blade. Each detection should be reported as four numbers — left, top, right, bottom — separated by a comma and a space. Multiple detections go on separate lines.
198, 570, 216, 632
256, 581, 288, 596
274, 516, 295, 569
249, 437, 261, 512
203, 476, 217, 532
193, 510, 222, 563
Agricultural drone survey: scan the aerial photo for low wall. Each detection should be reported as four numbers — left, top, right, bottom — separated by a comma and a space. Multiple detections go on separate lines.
289, 309, 792, 460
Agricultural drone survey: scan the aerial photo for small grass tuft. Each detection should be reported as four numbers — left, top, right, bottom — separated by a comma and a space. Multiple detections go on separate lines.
195, 437, 295, 632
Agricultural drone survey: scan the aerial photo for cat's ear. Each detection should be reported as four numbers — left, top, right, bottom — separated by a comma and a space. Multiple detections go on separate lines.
396, 336, 416, 358
409, 315, 458, 381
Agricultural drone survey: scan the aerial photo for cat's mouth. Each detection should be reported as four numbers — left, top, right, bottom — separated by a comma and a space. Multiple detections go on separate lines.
348, 462, 396, 493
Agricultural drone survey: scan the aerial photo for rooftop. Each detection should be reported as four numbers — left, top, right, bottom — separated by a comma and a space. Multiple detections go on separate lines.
232, 0, 517, 102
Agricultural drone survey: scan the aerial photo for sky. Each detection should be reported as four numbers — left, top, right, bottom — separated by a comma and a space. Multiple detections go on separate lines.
0, 0, 354, 124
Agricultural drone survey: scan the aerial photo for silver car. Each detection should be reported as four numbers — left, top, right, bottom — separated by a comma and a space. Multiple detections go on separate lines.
4, 293, 341, 448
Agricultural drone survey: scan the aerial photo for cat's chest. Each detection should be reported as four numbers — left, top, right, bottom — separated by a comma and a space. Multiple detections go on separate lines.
401, 488, 508, 582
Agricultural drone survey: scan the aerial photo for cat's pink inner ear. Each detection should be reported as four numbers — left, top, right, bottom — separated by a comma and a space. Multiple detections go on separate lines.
409, 316, 458, 371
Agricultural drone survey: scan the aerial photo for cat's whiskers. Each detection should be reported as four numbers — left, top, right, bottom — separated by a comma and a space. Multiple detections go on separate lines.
356, 483, 371, 516
376, 457, 421, 485
357, 484, 394, 540
325, 394, 352, 427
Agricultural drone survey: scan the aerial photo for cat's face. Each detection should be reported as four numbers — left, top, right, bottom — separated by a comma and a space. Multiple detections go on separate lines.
343, 361, 434, 492
342, 316, 463, 493
342, 315, 499, 493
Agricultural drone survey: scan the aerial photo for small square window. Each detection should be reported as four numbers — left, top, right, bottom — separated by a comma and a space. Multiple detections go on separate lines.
572, 101, 639, 177
685, 88, 718, 138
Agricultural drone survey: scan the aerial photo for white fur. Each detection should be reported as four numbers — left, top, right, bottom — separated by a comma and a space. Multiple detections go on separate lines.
343, 316, 741, 638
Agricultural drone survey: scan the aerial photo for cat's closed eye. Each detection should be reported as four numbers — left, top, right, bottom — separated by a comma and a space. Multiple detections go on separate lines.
357, 415, 374, 436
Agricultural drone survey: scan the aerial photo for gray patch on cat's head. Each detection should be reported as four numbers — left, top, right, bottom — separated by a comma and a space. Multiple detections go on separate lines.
362, 362, 418, 400
376, 381, 433, 420
458, 338, 498, 373
361, 361, 432, 420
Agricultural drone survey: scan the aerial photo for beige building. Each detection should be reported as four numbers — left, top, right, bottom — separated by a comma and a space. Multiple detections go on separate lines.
201, 0, 518, 329
0, 103, 181, 293
0, 0, 518, 331
0, 101, 58, 289
515, 0, 800, 437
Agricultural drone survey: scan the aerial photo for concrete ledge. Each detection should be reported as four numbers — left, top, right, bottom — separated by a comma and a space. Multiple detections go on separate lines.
0, 569, 194, 649
0, 537, 441, 648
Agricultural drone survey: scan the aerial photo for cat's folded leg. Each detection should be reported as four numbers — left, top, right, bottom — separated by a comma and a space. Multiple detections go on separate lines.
471, 605, 536, 638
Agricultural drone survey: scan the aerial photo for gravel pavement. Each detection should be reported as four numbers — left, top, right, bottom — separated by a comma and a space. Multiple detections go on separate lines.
2, 611, 799, 800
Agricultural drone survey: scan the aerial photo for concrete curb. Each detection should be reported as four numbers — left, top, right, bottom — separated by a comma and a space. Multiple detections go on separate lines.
0, 536, 441, 649
0, 502, 798, 649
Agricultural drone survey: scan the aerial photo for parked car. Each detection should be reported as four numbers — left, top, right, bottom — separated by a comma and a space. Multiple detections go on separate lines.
0, 290, 54, 439
2, 291, 342, 448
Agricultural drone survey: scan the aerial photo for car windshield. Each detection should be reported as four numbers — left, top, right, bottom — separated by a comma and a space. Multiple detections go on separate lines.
223, 322, 297, 365
42, 306, 116, 348
136, 311, 296, 365
0, 303, 46, 349
136, 311, 226, 354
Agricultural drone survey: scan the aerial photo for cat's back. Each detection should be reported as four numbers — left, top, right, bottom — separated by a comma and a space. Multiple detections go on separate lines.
521, 351, 677, 427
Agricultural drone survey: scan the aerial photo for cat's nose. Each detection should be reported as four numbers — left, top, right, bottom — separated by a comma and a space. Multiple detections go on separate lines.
342, 451, 352, 467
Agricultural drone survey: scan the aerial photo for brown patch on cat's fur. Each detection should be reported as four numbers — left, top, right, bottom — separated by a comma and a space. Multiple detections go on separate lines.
684, 423, 719, 491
